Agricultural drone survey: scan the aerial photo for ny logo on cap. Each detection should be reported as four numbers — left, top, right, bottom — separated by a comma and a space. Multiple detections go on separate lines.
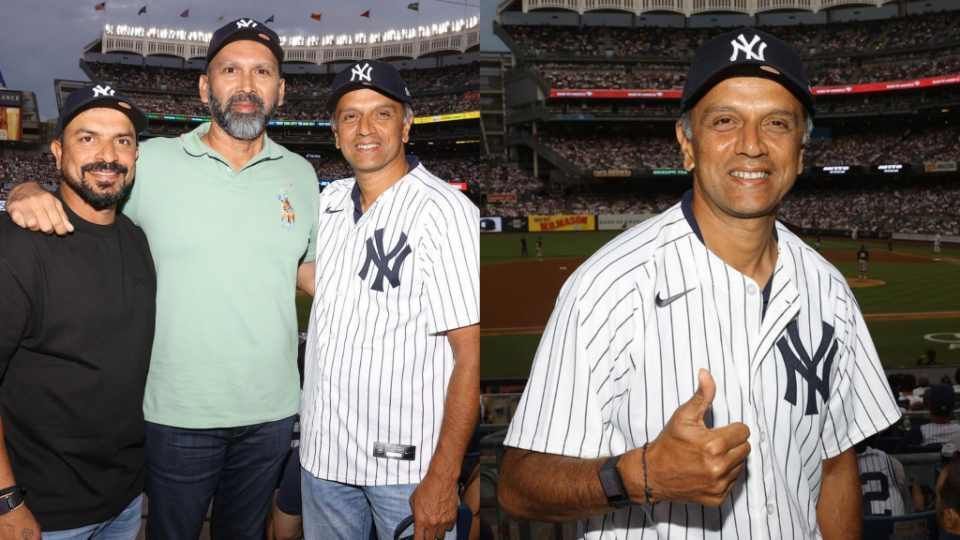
236, 18, 258, 29
729, 33, 767, 62
92, 85, 116, 97
350, 62, 373, 83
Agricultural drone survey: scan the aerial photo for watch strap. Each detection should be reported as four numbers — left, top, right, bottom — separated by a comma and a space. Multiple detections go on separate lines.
599, 455, 630, 508
0, 487, 24, 516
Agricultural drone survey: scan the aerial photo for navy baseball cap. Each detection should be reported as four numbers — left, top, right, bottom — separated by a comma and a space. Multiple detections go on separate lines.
206, 18, 284, 66
327, 60, 412, 112
681, 28, 814, 117
55, 83, 147, 137
928, 384, 956, 416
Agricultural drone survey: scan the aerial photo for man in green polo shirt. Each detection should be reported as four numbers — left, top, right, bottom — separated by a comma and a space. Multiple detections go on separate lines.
6, 18, 317, 539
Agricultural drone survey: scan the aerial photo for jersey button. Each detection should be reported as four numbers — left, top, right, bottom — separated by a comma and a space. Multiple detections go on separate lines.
747, 283, 758, 295
767, 503, 775, 515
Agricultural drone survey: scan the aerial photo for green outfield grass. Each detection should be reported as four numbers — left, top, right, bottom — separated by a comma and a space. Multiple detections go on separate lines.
480, 319, 960, 379
481, 231, 960, 379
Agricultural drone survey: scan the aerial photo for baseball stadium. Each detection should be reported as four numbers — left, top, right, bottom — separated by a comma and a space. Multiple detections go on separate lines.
0, 11, 480, 539
479, 0, 960, 538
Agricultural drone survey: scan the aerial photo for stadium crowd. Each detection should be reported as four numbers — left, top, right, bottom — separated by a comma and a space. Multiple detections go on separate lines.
537, 125, 960, 171
779, 187, 960, 235
83, 61, 479, 98
533, 54, 960, 89
0, 149, 58, 198
504, 10, 960, 59
114, 91, 479, 119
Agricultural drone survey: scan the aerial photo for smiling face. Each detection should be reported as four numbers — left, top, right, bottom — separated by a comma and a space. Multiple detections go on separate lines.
332, 88, 411, 178
200, 39, 284, 140
51, 107, 138, 211
676, 76, 806, 221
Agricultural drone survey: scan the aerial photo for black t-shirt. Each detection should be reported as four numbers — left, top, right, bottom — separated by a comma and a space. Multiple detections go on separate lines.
0, 197, 156, 531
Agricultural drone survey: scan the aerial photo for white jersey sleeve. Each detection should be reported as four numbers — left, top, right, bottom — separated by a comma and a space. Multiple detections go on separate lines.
821, 291, 902, 458
419, 190, 479, 334
504, 261, 643, 457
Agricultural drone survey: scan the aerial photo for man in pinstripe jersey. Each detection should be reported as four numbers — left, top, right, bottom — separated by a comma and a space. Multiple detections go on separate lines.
498, 28, 902, 539
855, 437, 914, 516
298, 60, 479, 540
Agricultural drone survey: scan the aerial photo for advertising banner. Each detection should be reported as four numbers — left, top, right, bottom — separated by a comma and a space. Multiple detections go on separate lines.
480, 217, 502, 233
598, 213, 655, 230
528, 214, 596, 232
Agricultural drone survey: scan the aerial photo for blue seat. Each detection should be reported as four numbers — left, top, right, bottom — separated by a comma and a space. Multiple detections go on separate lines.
863, 510, 937, 540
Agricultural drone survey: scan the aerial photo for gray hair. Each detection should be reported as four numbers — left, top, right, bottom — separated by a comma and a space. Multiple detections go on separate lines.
679, 110, 813, 146
330, 103, 414, 132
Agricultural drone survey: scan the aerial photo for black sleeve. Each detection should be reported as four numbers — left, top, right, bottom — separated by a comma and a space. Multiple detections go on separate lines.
0, 258, 31, 376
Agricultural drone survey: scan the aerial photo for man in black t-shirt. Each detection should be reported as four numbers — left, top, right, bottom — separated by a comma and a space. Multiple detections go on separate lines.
0, 85, 155, 539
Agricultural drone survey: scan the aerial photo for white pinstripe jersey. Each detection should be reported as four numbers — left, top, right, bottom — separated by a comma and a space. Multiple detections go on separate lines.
857, 447, 910, 517
921, 422, 960, 446
300, 160, 480, 486
503, 191, 902, 539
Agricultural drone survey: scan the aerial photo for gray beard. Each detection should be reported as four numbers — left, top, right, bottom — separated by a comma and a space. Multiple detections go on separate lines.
208, 90, 274, 140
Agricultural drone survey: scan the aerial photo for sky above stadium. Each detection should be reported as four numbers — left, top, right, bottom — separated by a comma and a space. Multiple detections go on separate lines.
0, 0, 479, 120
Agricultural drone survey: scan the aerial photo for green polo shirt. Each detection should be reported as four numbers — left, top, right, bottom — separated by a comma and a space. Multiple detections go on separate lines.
123, 123, 318, 428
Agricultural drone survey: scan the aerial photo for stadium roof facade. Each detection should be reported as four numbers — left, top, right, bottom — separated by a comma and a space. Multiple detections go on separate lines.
97, 16, 479, 64
498, 0, 896, 16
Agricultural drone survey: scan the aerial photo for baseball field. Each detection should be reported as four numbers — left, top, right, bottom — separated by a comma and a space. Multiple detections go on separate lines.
293, 232, 960, 379
479, 232, 960, 379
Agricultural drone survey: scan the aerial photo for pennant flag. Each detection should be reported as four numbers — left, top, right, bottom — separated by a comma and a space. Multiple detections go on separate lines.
360, 9, 370, 17
217, 14, 224, 21
309, 12, 322, 21
265, 14, 274, 23
407, 2, 419, 11
138, 5, 147, 15
94, 2, 106, 11
179, 8, 189, 17
0, 68, 6, 89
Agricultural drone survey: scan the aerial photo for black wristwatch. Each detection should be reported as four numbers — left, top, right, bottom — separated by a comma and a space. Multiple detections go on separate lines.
0, 486, 24, 516
599, 455, 630, 508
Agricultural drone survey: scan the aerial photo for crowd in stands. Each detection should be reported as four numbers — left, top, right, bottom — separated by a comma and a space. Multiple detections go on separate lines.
536, 126, 960, 172
779, 187, 960, 235
83, 61, 479, 98
116, 91, 479, 119
0, 149, 58, 197
504, 10, 960, 60
531, 52, 960, 90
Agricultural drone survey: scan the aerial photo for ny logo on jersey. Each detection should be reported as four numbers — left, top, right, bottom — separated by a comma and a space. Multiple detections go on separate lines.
729, 33, 767, 62
236, 18, 258, 29
351, 62, 373, 83
776, 320, 838, 415
359, 228, 412, 291
92, 85, 115, 97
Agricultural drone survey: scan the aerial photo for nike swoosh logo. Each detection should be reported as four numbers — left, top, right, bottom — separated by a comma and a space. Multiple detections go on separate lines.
324, 207, 344, 214
655, 288, 695, 308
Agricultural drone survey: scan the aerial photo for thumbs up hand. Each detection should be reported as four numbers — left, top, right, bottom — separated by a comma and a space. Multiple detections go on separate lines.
619, 369, 751, 507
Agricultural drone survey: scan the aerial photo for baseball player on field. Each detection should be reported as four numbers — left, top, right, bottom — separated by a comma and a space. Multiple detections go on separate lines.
498, 28, 901, 539
298, 60, 480, 540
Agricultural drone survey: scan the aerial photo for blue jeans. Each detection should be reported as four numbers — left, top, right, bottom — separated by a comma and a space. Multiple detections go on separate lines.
42, 494, 143, 540
145, 416, 295, 540
300, 468, 456, 540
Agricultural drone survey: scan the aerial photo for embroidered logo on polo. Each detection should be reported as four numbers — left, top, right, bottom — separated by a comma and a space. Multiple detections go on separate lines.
278, 193, 296, 227
729, 33, 767, 62
775, 320, 838, 415
359, 228, 411, 291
